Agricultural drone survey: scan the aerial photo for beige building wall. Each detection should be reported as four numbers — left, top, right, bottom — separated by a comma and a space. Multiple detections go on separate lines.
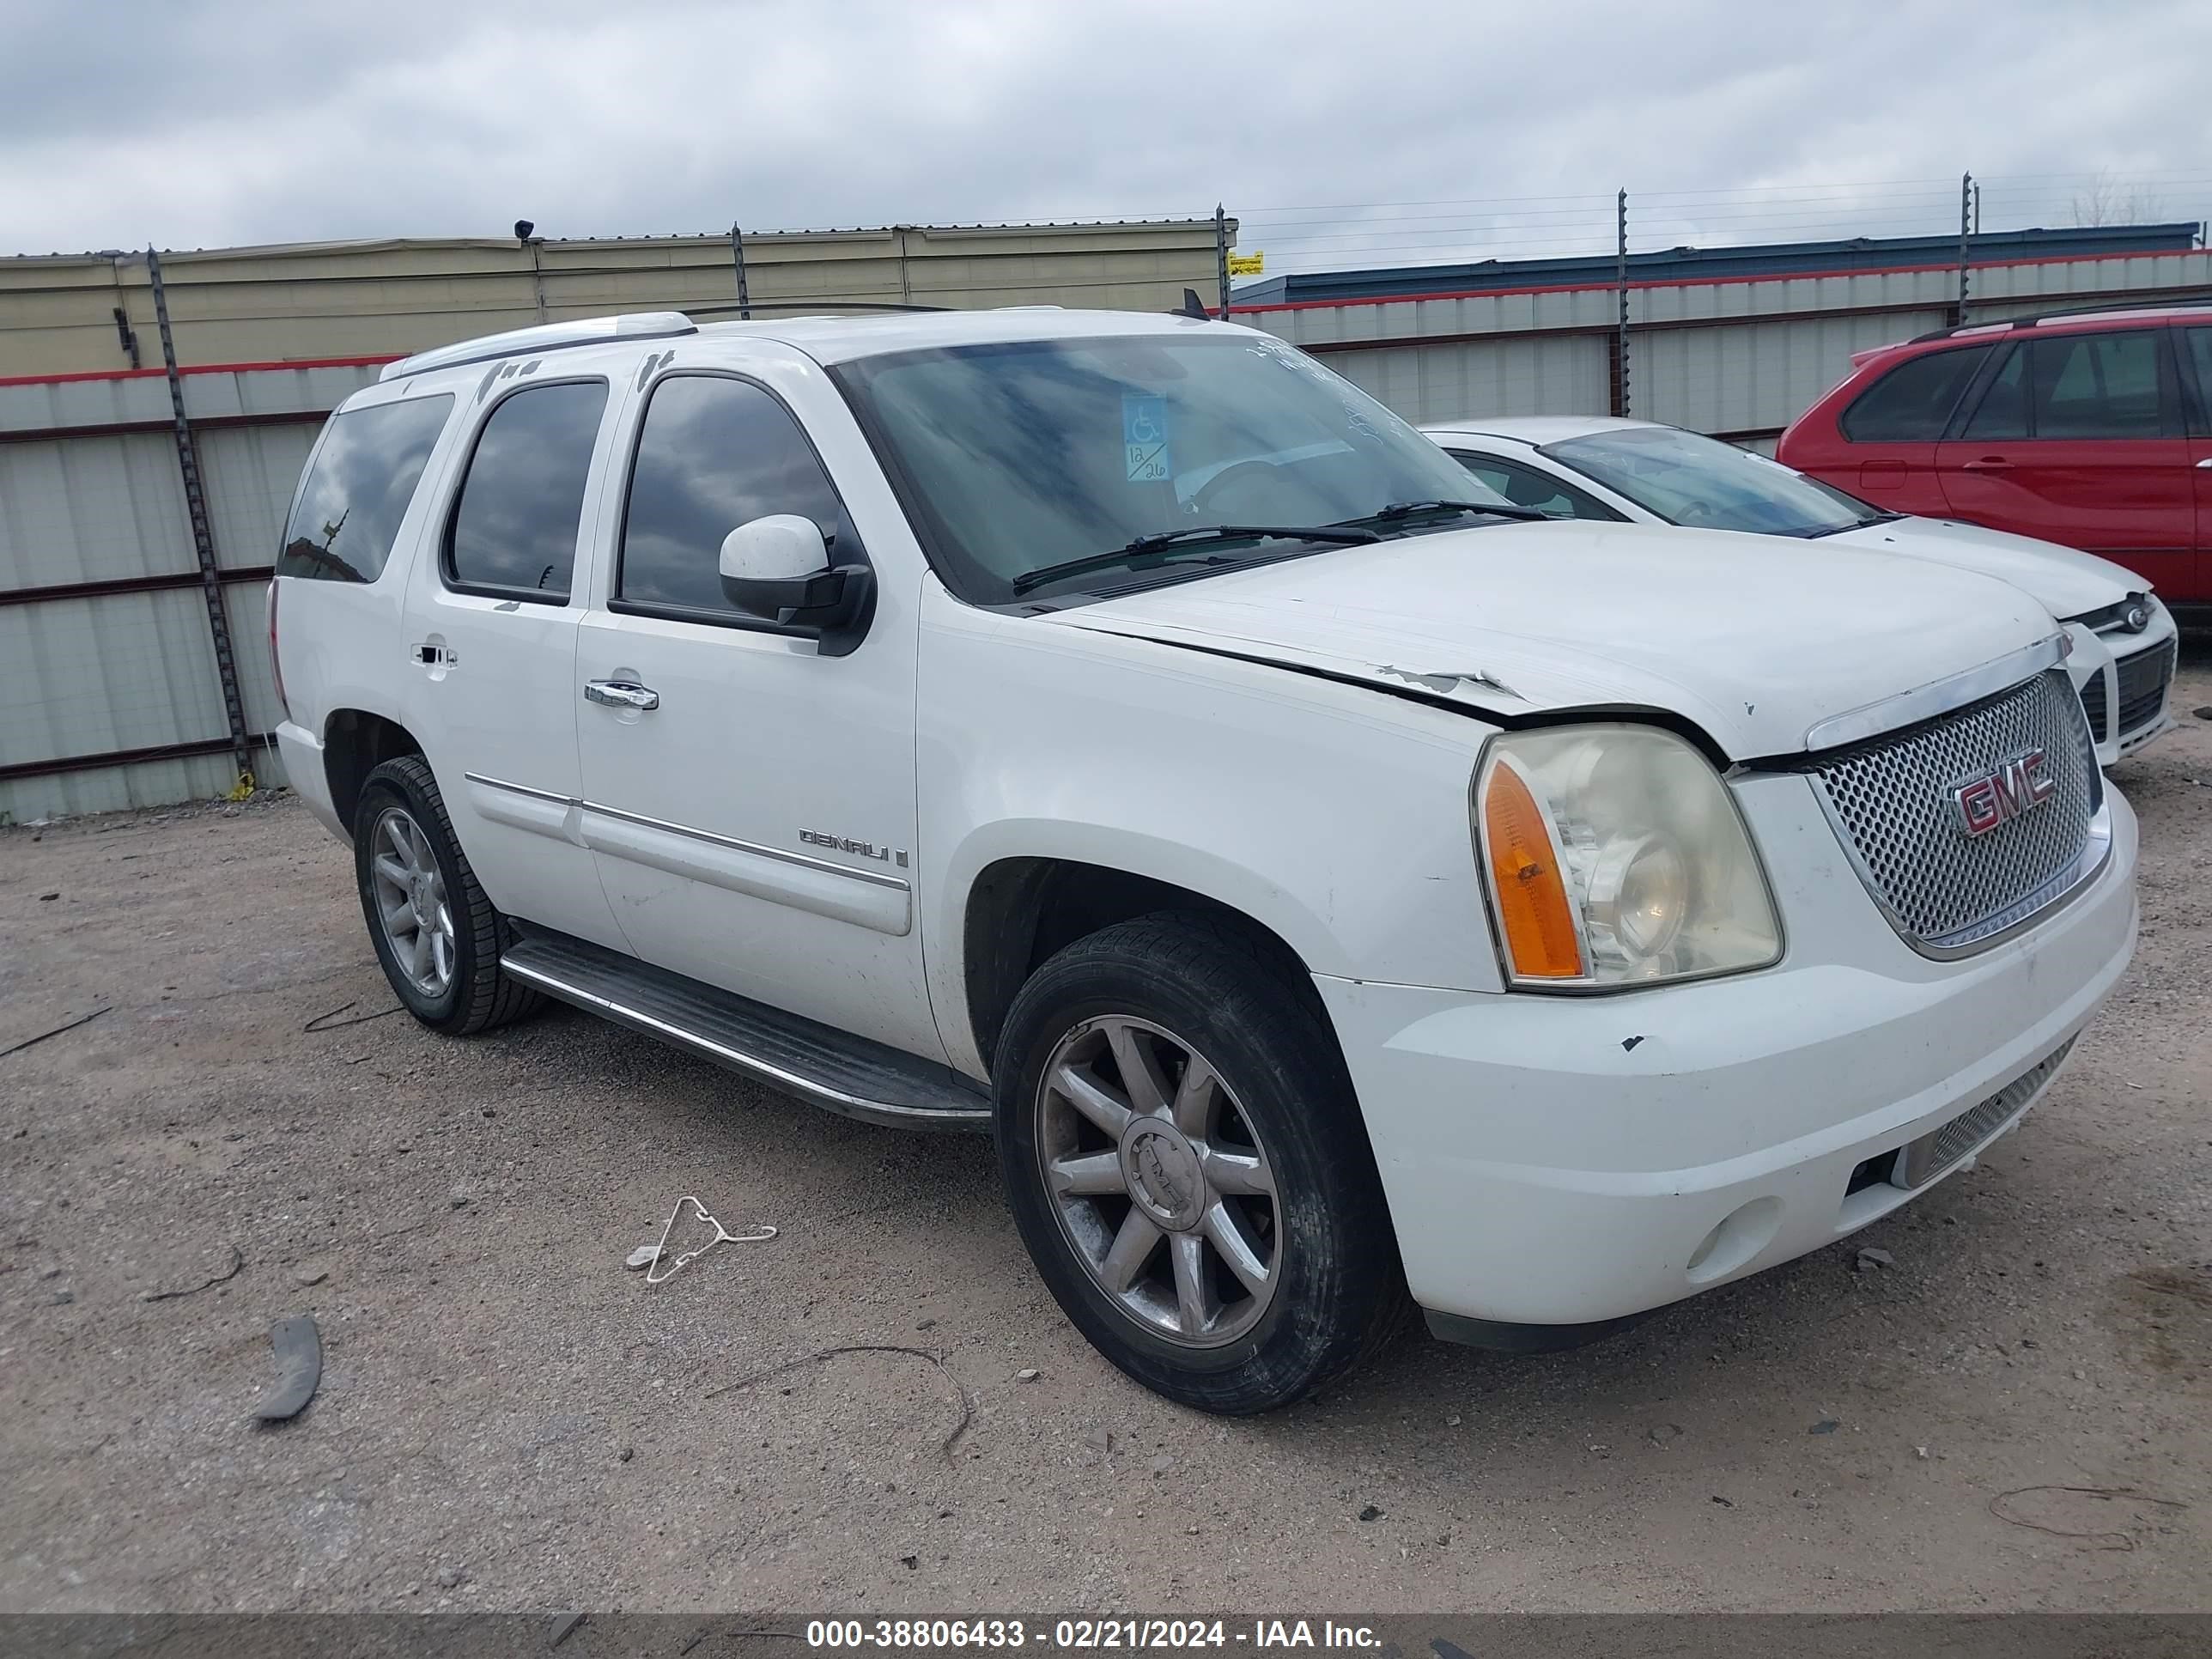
0, 220, 1231, 377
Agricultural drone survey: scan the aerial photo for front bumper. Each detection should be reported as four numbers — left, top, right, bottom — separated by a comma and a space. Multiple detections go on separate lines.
2065, 611, 2179, 765
1318, 777, 2138, 1330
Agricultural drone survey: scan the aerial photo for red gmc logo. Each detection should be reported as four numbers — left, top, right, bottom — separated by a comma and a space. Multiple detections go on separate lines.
1951, 748, 2056, 838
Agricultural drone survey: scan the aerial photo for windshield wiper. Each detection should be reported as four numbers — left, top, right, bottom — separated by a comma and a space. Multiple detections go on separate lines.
1802, 511, 1906, 539
1334, 499, 1554, 529
1008, 524, 1381, 596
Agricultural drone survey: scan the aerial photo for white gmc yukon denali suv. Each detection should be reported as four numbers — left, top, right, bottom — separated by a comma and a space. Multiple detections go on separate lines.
270, 307, 2137, 1413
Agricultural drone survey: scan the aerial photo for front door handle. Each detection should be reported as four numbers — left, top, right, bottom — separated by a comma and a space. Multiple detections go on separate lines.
584, 679, 659, 711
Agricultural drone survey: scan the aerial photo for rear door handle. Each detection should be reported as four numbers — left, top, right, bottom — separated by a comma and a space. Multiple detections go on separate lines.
1960, 457, 2014, 472
584, 679, 659, 711
2196, 458, 2212, 470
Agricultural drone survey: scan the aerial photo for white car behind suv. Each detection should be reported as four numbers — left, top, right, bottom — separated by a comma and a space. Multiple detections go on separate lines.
1424, 416, 2179, 766
270, 307, 2137, 1413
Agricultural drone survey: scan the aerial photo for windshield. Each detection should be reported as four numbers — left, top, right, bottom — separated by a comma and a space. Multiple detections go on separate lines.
832, 333, 1504, 603
1543, 426, 1885, 538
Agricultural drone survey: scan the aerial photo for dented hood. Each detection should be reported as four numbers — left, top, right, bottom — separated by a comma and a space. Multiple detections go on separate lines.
1043, 520, 2060, 759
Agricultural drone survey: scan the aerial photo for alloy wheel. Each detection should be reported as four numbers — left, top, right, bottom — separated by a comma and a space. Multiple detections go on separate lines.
1033, 1015, 1280, 1347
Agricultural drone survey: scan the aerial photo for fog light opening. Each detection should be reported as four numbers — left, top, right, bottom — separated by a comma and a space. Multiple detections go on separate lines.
1685, 1195, 1783, 1285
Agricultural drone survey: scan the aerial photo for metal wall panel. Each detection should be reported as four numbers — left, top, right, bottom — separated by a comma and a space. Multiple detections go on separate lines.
0, 752, 249, 823
0, 433, 191, 587
1322, 337, 1612, 425
1633, 309, 1954, 436
0, 587, 227, 763
1253, 284, 1619, 350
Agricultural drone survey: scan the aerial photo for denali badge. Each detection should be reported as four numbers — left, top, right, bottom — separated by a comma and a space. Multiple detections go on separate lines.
798, 829, 908, 867
1951, 749, 2054, 838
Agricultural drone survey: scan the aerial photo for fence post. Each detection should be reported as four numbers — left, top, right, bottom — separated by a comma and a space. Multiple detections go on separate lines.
1214, 205, 1231, 318
730, 222, 751, 320
1614, 189, 1632, 417
1955, 173, 1973, 326
145, 248, 253, 787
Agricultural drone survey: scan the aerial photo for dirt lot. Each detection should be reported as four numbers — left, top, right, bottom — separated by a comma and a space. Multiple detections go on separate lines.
3, 654, 2210, 1616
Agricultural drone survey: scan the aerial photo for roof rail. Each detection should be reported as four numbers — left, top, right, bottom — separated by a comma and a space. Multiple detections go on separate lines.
1910, 292, 2212, 343
378, 311, 697, 381
687, 300, 951, 319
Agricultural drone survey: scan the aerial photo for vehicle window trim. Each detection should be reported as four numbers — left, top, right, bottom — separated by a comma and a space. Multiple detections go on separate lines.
1839, 343, 1990, 445
1447, 449, 1629, 522
606, 367, 872, 639
437, 374, 611, 607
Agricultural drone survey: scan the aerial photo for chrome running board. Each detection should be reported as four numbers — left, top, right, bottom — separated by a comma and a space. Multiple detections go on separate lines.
501, 930, 990, 1133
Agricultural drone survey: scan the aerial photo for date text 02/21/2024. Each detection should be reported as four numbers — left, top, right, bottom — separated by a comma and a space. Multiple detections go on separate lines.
804, 1620, 1383, 1650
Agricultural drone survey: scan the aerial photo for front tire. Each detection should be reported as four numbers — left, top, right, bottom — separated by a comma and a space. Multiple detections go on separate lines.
353, 755, 540, 1036
994, 914, 1408, 1413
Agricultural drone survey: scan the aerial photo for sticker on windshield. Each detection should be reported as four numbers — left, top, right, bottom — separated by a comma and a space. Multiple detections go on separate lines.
1122, 394, 1170, 482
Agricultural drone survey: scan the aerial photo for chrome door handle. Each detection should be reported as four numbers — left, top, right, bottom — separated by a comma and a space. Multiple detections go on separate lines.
2197, 458, 2212, 470
584, 679, 659, 711
1960, 457, 2014, 471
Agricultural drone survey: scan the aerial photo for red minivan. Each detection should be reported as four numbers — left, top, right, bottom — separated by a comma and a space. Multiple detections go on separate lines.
1778, 302, 2212, 611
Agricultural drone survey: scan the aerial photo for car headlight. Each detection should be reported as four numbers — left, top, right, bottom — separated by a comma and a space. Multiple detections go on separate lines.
1474, 724, 1783, 989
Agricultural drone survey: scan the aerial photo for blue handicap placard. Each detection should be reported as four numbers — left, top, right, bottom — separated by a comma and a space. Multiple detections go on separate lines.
1122, 394, 1170, 482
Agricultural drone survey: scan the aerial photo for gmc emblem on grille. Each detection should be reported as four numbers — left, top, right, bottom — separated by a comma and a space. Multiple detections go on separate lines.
1951, 749, 2055, 838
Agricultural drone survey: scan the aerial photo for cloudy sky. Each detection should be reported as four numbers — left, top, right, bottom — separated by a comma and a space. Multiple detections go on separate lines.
3, 0, 2208, 267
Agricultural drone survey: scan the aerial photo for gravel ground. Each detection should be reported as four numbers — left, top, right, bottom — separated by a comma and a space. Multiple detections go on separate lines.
3, 652, 2209, 1615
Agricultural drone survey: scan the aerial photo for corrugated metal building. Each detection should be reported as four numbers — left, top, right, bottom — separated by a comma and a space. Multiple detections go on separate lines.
0, 220, 1231, 820
1228, 223, 2212, 448
7, 217, 2209, 821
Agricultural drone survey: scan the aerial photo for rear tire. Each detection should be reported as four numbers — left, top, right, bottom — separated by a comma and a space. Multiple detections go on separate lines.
994, 913, 1408, 1413
353, 755, 540, 1036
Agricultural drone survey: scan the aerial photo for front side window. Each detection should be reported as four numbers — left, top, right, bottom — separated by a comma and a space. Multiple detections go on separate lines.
1839, 344, 1990, 443
278, 394, 453, 582
445, 380, 609, 601
831, 334, 1495, 604
2027, 330, 2165, 439
1543, 426, 1880, 538
618, 375, 861, 616
1448, 453, 1620, 520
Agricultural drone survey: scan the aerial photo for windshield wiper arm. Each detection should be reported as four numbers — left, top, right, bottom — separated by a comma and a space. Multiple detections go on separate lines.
1008, 524, 1381, 596
1802, 511, 1906, 539
1334, 499, 1554, 528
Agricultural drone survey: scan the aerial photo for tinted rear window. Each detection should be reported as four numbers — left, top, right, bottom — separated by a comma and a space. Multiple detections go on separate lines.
277, 394, 453, 582
1839, 345, 1990, 443
445, 380, 609, 601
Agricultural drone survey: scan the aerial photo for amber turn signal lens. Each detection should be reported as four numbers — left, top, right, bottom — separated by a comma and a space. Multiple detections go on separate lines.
1482, 759, 1585, 980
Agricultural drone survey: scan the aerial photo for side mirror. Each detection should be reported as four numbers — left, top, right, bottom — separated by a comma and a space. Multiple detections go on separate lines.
717, 514, 874, 652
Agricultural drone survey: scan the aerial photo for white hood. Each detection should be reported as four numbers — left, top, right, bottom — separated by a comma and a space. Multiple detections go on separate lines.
1825, 516, 2142, 621
1045, 520, 2059, 760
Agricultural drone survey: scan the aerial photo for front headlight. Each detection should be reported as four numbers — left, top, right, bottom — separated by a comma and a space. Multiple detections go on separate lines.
1474, 724, 1782, 989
